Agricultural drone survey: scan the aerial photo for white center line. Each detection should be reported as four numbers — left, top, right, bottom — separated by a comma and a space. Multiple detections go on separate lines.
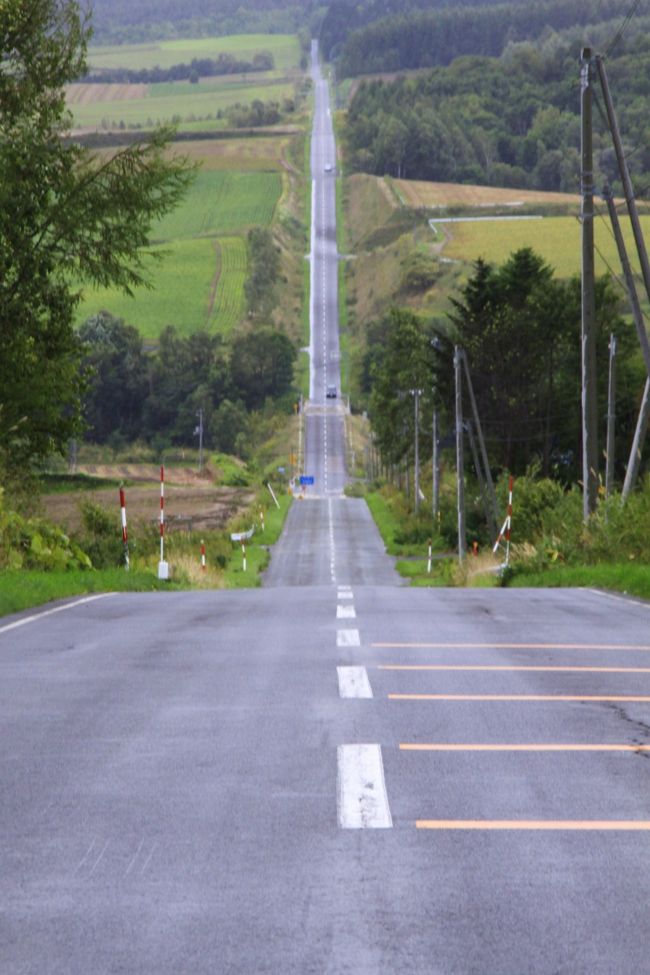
337, 744, 393, 829
337, 604, 356, 619
337, 666, 373, 698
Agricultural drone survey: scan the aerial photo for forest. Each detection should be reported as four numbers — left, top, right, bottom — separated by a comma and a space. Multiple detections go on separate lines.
342, 39, 650, 193
84, 52, 275, 85
334, 0, 650, 75
87, 0, 321, 43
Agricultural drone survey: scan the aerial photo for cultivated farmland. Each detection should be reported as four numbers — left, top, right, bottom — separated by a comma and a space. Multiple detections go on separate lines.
87, 35, 302, 72
209, 237, 248, 336
440, 214, 650, 278
152, 171, 281, 242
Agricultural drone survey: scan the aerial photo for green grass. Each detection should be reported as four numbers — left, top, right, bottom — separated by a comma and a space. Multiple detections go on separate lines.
443, 214, 650, 278
0, 569, 186, 618
152, 171, 281, 241
222, 492, 292, 587
78, 238, 218, 340
88, 35, 302, 72
507, 563, 650, 601
210, 236, 247, 334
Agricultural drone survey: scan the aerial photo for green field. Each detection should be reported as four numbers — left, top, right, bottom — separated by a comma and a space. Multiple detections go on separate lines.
210, 237, 247, 335
79, 238, 217, 340
79, 169, 281, 339
442, 214, 650, 277
88, 35, 302, 71
70, 78, 296, 129
152, 171, 281, 241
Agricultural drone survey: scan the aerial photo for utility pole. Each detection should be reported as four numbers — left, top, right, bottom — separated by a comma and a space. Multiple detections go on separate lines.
623, 381, 650, 501
581, 47, 599, 519
432, 406, 440, 526
412, 388, 422, 512
605, 334, 616, 499
454, 346, 466, 562
461, 350, 498, 541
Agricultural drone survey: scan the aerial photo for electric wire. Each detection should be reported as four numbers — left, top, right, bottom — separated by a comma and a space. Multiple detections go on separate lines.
604, 0, 646, 57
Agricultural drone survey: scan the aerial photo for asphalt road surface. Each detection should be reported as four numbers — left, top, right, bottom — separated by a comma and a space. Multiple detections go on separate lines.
2, 44, 650, 975
2, 587, 650, 974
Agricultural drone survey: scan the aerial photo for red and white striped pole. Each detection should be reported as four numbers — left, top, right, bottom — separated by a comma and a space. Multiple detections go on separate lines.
242, 541, 247, 573
201, 539, 206, 572
159, 465, 165, 564
119, 487, 129, 570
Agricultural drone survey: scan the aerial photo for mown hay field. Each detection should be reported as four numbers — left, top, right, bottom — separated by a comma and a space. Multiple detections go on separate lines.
87, 34, 302, 72
395, 179, 581, 209
170, 136, 289, 172
441, 213, 650, 277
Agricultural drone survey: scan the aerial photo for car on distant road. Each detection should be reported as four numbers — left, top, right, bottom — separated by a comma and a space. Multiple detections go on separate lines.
326, 384, 337, 398
324, 163, 333, 172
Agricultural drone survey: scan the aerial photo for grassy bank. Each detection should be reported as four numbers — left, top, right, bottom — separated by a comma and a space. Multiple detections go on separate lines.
508, 564, 650, 601
0, 568, 185, 618
222, 491, 292, 587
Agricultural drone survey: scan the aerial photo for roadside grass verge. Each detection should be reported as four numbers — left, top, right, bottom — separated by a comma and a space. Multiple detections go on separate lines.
0, 569, 185, 618
507, 563, 650, 601
222, 492, 292, 587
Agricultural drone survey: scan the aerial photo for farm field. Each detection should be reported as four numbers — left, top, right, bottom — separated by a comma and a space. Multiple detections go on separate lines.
169, 136, 288, 172
152, 171, 281, 242
68, 76, 296, 130
76, 139, 291, 340
78, 238, 221, 340
395, 178, 581, 209
209, 237, 247, 335
440, 213, 650, 277
87, 35, 302, 72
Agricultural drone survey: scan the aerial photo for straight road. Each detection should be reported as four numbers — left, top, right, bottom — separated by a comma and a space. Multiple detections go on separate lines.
2, 587, 650, 973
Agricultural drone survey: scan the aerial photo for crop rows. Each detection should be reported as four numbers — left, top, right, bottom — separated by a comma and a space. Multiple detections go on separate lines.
210, 237, 247, 336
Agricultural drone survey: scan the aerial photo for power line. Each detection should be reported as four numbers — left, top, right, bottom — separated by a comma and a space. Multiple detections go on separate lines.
604, 0, 646, 57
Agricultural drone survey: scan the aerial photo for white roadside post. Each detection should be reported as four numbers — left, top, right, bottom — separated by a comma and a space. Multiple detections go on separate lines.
427, 537, 432, 575
158, 465, 169, 580
200, 539, 206, 572
242, 542, 247, 573
119, 487, 129, 570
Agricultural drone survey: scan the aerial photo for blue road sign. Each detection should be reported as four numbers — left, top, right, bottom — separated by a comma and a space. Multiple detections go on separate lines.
300, 475, 314, 485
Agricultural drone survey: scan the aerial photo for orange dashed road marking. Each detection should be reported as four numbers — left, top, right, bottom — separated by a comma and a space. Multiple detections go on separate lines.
372, 643, 650, 652
400, 743, 650, 752
388, 694, 650, 702
416, 820, 650, 831
379, 665, 650, 673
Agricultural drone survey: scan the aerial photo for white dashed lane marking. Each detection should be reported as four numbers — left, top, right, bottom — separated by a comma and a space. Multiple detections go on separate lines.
337, 666, 373, 699
337, 744, 393, 829
337, 604, 356, 619
337, 629, 360, 647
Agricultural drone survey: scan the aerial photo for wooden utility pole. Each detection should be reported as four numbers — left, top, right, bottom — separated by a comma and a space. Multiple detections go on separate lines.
581, 47, 599, 519
432, 407, 440, 525
412, 388, 422, 512
605, 334, 616, 499
454, 347, 466, 562
461, 351, 498, 541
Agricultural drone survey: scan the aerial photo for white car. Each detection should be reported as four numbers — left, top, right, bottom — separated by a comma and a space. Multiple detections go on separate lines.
324, 163, 333, 172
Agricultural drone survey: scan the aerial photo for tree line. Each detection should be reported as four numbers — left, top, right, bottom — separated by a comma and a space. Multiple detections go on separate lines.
343, 38, 650, 193
84, 52, 275, 86
79, 313, 297, 456
368, 249, 643, 482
